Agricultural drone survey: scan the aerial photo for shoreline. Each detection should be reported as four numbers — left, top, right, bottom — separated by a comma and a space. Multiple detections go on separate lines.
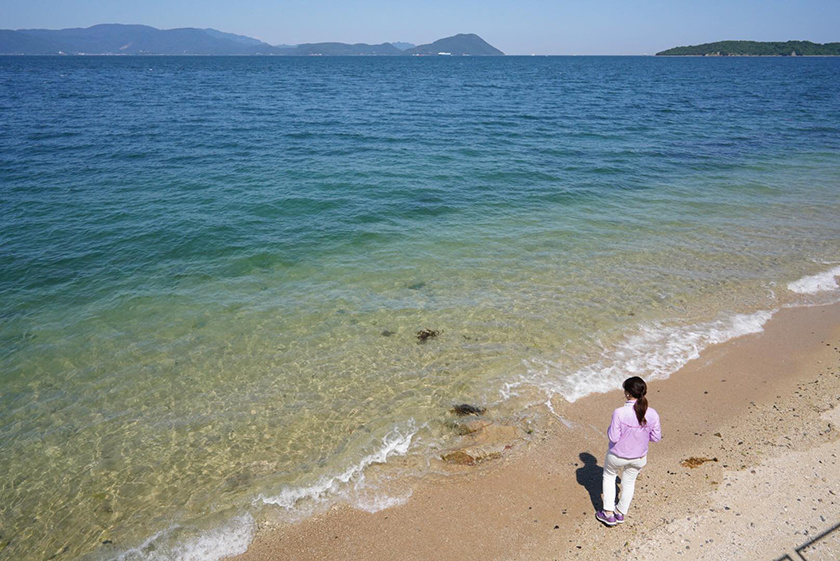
233, 301, 840, 560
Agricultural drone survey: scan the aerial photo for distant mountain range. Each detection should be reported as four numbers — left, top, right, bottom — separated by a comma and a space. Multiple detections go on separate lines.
657, 40, 840, 56
0, 24, 502, 56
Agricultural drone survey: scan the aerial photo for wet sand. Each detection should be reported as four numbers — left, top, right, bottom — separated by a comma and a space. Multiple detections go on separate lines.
234, 302, 840, 560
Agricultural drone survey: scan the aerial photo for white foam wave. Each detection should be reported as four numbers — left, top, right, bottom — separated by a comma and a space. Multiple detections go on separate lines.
112, 527, 174, 561
258, 425, 416, 510
110, 428, 416, 561
499, 381, 523, 401
112, 514, 255, 561
164, 515, 254, 561
787, 266, 840, 294
354, 490, 413, 513
528, 310, 775, 403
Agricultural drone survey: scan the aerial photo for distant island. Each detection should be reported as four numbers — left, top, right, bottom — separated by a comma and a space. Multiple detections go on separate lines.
0, 24, 503, 56
657, 40, 840, 56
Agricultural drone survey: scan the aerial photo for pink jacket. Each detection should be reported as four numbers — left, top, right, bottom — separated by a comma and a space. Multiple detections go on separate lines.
607, 400, 662, 459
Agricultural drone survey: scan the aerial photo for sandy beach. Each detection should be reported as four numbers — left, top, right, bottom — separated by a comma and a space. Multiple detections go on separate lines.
234, 301, 840, 561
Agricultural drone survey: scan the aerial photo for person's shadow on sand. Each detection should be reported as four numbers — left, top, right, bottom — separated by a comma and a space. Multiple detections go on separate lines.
576, 452, 619, 511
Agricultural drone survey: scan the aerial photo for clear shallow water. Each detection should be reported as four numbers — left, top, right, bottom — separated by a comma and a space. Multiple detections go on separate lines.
1, 55, 839, 559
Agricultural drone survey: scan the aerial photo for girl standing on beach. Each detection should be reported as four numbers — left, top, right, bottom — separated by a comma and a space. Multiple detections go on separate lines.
596, 376, 662, 527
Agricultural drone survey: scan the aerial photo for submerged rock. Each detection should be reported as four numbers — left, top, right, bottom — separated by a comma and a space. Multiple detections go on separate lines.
450, 418, 491, 435
441, 423, 520, 466
441, 449, 480, 466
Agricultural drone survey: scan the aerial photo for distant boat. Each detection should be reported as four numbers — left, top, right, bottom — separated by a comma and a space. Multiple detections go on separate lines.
437, 52, 452, 56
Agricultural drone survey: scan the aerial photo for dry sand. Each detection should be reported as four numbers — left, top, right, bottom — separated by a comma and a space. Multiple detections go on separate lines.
234, 302, 840, 561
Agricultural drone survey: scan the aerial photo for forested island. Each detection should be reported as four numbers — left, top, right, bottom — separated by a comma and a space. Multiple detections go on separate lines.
657, 40, 840, 56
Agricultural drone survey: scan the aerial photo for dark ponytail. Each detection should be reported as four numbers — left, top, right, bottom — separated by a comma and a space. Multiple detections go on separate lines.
623, 376, 648, 426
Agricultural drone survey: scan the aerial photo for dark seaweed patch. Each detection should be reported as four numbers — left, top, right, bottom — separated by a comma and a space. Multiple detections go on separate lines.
416, 329, 441, 342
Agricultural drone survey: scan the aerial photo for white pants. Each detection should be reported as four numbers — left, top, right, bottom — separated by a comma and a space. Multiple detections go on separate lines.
602, 452, 647, 514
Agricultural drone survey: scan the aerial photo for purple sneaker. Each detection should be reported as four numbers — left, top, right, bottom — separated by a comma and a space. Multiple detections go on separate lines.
595, 510, 617, 527
614, 510, 625, 524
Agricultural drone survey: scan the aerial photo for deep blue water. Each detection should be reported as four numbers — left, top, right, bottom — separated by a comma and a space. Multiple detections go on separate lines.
3, 56, 838, 312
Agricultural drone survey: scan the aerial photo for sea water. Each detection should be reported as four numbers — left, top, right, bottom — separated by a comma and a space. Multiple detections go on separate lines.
1, 55, 839, 560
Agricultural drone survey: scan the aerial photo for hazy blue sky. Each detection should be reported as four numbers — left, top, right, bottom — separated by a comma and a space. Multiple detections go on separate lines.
2, 0, 838, 54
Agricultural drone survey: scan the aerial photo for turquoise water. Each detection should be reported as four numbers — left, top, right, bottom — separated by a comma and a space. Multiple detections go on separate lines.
1, 56, 839, 560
